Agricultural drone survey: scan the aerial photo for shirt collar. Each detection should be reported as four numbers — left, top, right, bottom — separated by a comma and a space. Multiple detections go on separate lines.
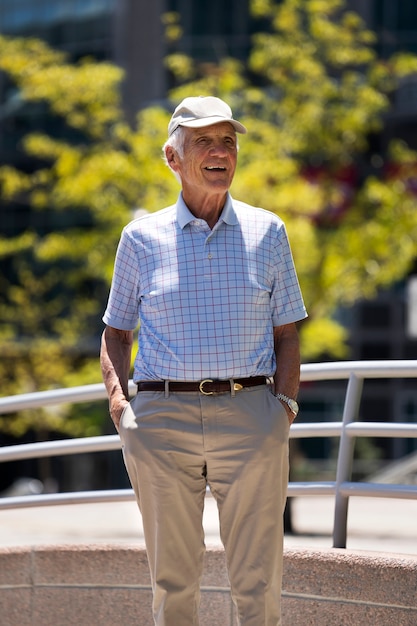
176, 192, 238, 229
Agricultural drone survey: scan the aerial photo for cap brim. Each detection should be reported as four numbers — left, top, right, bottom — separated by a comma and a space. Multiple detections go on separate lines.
172, 117, 247, 135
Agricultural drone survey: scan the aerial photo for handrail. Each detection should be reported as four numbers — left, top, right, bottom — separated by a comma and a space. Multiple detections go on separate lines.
0, 435, 122, 462
1, 360, 417, 548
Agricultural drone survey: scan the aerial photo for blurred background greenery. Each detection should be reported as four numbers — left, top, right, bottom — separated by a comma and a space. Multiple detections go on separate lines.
1, 0, 417, 492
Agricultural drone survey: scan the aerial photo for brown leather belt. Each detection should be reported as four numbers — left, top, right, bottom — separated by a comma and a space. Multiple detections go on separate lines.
137, 376, 268, 395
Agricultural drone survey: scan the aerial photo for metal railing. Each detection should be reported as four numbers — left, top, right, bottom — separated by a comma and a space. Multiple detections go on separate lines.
1, 360, 417, 548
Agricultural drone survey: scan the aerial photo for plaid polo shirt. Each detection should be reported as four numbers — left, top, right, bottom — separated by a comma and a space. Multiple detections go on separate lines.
103, 193, 307, 382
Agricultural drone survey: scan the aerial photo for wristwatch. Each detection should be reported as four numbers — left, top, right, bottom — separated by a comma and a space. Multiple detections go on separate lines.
275, 393, 299, 417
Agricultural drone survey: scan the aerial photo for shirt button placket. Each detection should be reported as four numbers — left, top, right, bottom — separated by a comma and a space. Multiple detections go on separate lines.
204, 233, 214, 270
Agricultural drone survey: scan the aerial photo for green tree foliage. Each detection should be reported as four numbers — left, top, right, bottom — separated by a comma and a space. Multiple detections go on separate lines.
168, 0, 417, 358
1, 0, 417, 438
0, 35, 184, 436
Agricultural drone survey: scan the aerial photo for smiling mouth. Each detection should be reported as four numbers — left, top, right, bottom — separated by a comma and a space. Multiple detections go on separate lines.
205, 166, 226, 171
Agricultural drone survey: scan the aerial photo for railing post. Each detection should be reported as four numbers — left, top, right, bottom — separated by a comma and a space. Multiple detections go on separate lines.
333, 373, 364, 548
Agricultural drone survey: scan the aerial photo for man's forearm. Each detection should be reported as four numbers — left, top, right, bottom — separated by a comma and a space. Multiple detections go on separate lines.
100, 326, 133, 426
273, 323, 301, 399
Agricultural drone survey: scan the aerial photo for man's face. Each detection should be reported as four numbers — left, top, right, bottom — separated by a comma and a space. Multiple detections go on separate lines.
173, 122, 238, 198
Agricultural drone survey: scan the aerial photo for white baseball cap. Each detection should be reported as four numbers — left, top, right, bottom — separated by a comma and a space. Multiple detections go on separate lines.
168, 96, 247, 136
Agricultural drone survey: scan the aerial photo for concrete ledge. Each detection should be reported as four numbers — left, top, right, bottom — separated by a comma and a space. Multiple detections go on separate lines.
283, 548, 417, 625
1, 544, 416, 625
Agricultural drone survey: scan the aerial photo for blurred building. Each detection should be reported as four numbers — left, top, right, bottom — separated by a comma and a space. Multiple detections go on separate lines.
2, 0, 417, 155
0, 0, 417, 477
0, 0, 252, 128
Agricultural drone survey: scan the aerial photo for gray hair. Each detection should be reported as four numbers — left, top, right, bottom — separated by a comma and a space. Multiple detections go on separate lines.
162, 126, 187, 184
162, 126, 186, 163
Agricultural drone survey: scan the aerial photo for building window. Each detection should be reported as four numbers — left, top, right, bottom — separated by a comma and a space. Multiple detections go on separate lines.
167, 0, 251, 62
359, 303, 391, 329
374, 0, 417, 56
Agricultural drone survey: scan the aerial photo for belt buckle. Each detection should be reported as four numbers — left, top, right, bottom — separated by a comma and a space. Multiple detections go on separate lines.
199, 379, 214, 395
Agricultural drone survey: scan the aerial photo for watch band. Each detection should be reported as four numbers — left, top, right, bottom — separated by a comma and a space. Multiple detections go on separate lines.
274, 393, 299, 416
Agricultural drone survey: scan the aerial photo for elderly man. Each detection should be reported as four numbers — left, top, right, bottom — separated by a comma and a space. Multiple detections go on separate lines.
100, 96, 307, 626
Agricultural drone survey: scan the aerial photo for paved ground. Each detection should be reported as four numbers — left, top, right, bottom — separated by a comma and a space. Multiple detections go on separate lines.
1, 495, 417, 555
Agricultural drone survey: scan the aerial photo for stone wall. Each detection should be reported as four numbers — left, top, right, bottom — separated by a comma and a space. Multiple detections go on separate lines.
1, 544, 417, 625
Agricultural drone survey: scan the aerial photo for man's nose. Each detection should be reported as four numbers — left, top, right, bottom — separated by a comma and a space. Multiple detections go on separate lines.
208, 140, 227, 155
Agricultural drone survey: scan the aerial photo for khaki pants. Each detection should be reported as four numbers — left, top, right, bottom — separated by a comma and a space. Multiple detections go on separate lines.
119, 384, 290, 626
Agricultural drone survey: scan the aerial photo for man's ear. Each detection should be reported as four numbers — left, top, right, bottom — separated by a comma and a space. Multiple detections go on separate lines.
165, 147, 177, 169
